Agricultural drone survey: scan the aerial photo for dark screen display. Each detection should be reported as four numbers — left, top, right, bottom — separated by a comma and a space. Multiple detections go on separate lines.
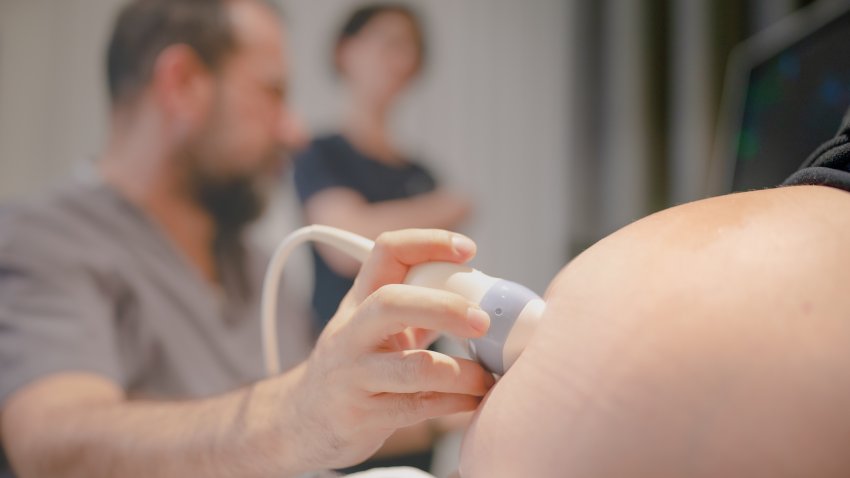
733, 11, 850, 191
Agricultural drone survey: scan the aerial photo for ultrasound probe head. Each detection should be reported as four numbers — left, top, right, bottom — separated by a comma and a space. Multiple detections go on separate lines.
404, 262, 545, 375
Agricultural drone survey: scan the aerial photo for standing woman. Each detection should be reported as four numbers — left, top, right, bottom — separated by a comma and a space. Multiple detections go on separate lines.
294, 3, 472, 335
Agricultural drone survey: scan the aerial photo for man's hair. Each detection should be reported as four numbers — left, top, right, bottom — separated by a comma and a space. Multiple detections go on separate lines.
106, 0, 239, 105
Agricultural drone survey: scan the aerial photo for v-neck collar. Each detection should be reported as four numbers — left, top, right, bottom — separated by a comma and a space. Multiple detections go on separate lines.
94, 180, 231, 311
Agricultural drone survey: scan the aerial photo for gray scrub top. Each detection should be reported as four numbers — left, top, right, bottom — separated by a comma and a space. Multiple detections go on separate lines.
0, 178, 281, 403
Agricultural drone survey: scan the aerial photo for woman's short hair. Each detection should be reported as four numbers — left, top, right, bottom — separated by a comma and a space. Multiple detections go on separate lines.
333, 2, 427, 77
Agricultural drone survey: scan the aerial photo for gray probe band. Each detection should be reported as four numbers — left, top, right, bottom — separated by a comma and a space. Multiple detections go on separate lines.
469, 279, 539, 374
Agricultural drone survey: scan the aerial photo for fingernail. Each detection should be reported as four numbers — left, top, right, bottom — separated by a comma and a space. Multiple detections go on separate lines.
467, 307, 490, 333
452, 235, 476, 257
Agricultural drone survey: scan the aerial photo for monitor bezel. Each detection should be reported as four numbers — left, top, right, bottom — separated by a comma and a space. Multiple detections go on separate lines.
709, 0, 850, 196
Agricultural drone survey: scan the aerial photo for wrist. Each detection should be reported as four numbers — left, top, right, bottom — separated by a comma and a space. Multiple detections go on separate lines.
227, 363, 310, 477
267, 363, 312, 476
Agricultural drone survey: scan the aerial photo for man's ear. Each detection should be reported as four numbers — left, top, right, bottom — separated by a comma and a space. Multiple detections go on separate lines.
334, 39, 353, 78
149, 44, 216, 130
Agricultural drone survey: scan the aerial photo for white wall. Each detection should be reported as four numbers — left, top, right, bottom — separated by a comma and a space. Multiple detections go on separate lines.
0, 0, 120, 197
0, 0, 570, 292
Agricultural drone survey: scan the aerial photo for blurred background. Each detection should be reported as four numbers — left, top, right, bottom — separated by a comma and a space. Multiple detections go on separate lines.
0, 0, 842, 290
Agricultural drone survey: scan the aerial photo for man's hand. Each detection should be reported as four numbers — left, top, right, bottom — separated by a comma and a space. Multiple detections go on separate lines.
289, 229, 495, 470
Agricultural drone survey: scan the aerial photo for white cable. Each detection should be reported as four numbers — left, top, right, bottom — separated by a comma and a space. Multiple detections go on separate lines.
262, 225, 375, 376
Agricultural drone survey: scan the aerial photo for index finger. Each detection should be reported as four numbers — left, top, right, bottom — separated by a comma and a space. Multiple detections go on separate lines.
351, 229, 477, 300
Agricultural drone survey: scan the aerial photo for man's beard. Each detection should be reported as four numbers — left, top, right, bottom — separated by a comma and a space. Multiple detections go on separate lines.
183, 164, 269, 303
192, 170, 268, 241
180, 95, 285, 243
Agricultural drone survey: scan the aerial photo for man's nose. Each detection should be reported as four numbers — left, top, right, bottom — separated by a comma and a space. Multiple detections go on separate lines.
277, 108, 309, 152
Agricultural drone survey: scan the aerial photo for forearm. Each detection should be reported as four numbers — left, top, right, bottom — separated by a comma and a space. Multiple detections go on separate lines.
310, 190, 471, 276
4, 230, 494, 478
348, 192, 470, 239
8, 367, 309, 478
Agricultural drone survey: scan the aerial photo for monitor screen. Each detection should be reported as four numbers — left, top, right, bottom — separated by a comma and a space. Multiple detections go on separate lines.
732, 9, 850, 191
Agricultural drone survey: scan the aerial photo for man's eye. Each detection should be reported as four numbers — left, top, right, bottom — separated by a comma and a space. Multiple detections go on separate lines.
267, 85, 285, 101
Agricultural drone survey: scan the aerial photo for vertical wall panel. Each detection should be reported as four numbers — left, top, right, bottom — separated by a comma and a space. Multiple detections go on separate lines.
670, 0, 713, 204
598, 0, 652, 233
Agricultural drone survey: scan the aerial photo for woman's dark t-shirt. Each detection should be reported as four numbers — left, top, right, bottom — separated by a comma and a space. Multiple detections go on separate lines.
293, 134, 437, 333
